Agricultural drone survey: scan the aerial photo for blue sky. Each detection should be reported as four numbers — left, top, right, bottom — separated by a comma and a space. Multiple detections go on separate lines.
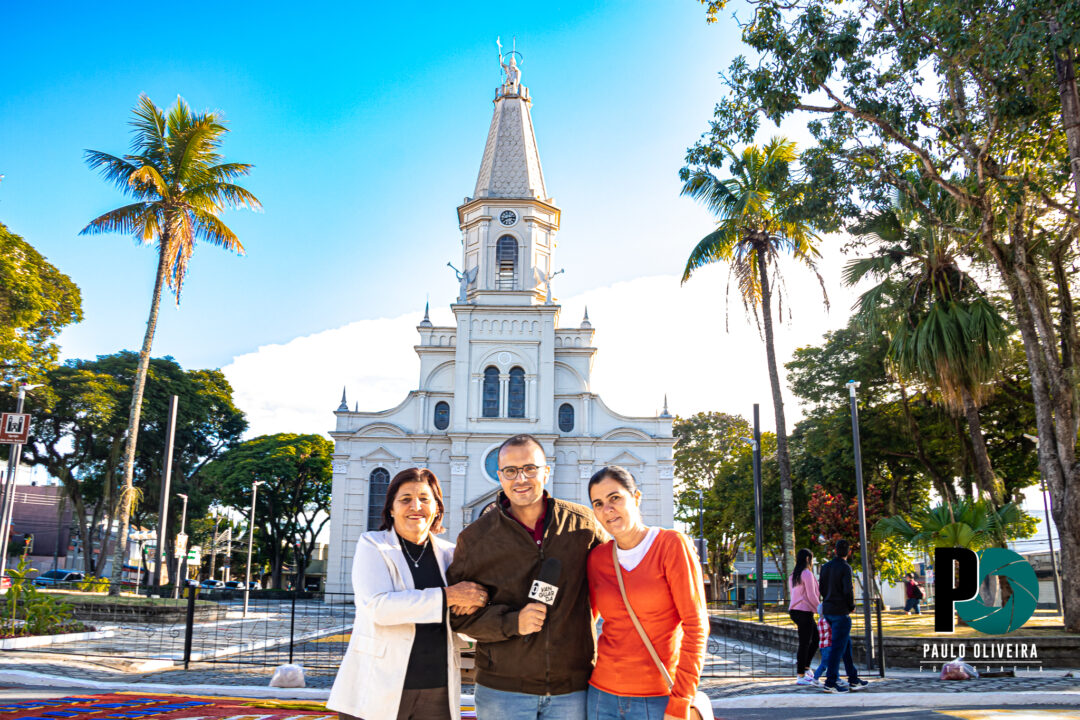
2, 1, 746, 370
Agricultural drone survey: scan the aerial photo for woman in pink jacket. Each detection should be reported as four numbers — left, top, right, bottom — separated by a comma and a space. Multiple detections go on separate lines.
788, 548, 821, 685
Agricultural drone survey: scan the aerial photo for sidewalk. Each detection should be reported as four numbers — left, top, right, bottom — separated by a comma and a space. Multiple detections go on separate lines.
1, 655, 1078, 705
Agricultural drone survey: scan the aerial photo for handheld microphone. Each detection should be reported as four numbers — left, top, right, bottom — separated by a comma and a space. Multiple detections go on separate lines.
528, 557, 562, 606
523, 557, 561, 643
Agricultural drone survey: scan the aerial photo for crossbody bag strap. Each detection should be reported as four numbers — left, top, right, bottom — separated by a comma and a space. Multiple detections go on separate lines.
612, 541, 674, 690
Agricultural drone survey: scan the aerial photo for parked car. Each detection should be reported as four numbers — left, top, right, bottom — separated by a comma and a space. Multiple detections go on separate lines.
200, 579, 225, 589
33, 569, 84, 587
223, 580, 259, 590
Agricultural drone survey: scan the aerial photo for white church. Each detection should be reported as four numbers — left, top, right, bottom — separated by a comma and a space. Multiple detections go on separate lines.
325, 54, 675, 594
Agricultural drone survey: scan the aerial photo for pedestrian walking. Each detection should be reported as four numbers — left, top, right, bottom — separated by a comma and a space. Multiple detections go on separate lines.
327, 468, 488, 720
818, 538, 869, 693
788, 548, 820, 685
904, 572, 924, 614
447, 434, 606, 719
586, 465, 712, 720
810, 612, 831, 684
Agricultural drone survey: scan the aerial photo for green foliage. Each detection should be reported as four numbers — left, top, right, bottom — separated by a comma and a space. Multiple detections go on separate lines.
674, 412, 806, 594
0, 222, 83, 395
679, 137, 828, 323
2, 558, 84, 637
203, 433, 333, 588
785, 317, 1038, 509
873, 499, 1034, 553
81, 94, 261, 300
76, 576, 110, 593
23, 353, 246, 576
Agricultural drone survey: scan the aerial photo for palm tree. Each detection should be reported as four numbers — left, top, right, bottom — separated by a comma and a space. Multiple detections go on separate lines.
873, 498, 1028, 605
81, 95, 260, 593
873, 498, 1026, 553
679, 137, 828, 575
844, 204, 1010, 507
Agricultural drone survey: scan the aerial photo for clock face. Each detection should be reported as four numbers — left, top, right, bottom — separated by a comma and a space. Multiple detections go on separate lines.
499, 210, 518, 226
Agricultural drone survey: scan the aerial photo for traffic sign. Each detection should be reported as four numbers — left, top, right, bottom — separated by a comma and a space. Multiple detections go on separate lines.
174, 533, 188, 558
0, 413, 30, 444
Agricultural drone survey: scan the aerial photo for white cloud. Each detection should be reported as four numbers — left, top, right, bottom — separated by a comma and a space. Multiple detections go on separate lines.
223, 242, 861, 438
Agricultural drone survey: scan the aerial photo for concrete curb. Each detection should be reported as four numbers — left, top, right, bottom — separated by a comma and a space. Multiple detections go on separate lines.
0, 670, 330, 700
711, 690, 1080, 709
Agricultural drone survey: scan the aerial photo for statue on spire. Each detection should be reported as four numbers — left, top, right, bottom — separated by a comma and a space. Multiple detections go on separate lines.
497, 37, 521, 87
448, 262, 479, 303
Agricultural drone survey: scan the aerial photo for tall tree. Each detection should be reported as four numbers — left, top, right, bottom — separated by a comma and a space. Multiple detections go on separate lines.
24, 353, 246, 577
679, 137, 828, 574
693, 0, 1080, 631
845, 204, 1011, 505
81, 95, 260, 593
203, 434, 332, 589
0, 222, 82, 397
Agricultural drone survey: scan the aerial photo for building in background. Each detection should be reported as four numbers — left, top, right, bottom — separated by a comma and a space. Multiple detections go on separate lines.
326, 56, 675, 595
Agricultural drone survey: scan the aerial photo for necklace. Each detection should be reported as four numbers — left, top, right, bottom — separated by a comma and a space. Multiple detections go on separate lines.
399, 535, 429, 568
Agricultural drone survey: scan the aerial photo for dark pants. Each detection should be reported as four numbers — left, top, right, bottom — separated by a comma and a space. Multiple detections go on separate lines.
904, 597, 921, 614
789, 609, 819, 674
337, 687, 451, 720
823, 613, 861, 688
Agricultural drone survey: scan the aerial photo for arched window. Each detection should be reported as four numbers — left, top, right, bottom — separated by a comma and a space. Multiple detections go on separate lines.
482, 366, 500, 417
485, 448, 500, 481
558, 403, 575, 433
508, 367, 526, 418
433, 401, 450, 430
367, 467, 391, 531
496, 236, 518, 290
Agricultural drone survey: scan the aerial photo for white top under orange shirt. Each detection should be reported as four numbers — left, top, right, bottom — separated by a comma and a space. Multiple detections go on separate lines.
587, 528, 708, 719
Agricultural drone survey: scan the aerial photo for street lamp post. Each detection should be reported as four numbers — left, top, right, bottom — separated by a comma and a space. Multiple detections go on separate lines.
1, 383, 43, 579
173, 493, 188, 599
1023, 434, 1063, 615
741, 403, 764, 622
243, 480, 265, 617
846, 380, 876, 671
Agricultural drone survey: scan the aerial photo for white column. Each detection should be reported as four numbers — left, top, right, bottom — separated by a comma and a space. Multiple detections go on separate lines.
526, 376, 536, 419
499, 374, 509, 417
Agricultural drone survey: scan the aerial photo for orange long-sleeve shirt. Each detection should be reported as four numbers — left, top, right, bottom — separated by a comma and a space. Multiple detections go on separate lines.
587, 529, 708, 719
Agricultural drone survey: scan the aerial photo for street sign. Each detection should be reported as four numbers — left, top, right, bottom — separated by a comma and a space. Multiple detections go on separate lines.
0, 413, 30, 444
174, 533, 188, 559
187, 546, 201, 564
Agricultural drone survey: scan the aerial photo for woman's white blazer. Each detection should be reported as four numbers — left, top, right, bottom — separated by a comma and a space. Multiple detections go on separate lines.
326, 529, 459, 720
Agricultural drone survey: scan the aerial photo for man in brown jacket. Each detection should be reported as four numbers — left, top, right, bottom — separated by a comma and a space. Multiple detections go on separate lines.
447, 434, 604, 719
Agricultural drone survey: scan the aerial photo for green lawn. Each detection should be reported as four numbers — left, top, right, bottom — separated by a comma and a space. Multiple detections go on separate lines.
709, 607, 1075, 638
36, 590, 214, 606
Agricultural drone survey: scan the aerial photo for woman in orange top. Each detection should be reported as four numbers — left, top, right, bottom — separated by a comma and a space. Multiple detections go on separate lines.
586, 465, 708, 720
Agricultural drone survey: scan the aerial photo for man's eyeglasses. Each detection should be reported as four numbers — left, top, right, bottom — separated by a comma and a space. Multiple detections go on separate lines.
499, 464, 544, 480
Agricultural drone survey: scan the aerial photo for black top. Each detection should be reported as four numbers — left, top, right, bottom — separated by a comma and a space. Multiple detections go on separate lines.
399, 533, 448, 689
819, 556, 855, 616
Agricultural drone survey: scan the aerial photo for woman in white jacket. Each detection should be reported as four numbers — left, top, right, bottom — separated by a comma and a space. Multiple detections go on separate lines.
328, 468, 487, 720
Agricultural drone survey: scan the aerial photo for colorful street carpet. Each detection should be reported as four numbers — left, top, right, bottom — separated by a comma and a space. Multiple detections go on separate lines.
0, 693, 477, 720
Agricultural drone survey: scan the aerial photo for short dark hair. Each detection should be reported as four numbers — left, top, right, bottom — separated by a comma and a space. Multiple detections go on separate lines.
834, 538, 851, 557
587, 465, 639, 495
497, 434, 546, 462
379, 467, 446, 534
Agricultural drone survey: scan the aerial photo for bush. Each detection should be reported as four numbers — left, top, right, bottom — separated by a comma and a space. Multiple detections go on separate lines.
76, 576, 110, 593
2, 559, 88, 637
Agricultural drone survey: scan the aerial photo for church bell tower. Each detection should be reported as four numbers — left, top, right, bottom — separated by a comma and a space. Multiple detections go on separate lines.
456, 50, 561, 305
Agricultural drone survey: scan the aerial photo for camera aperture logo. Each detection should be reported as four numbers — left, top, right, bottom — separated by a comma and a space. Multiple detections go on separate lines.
934, 547, 1039, 634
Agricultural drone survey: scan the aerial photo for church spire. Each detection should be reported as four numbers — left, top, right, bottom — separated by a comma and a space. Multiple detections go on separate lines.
473, 43, 547, 200
337, 387, 349, 412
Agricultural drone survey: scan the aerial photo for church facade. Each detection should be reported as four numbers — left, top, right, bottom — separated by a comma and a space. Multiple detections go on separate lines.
325, 58, 675, 595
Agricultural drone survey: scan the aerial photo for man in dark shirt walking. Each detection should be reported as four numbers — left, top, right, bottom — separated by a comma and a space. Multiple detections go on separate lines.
818, 538, 869, 693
